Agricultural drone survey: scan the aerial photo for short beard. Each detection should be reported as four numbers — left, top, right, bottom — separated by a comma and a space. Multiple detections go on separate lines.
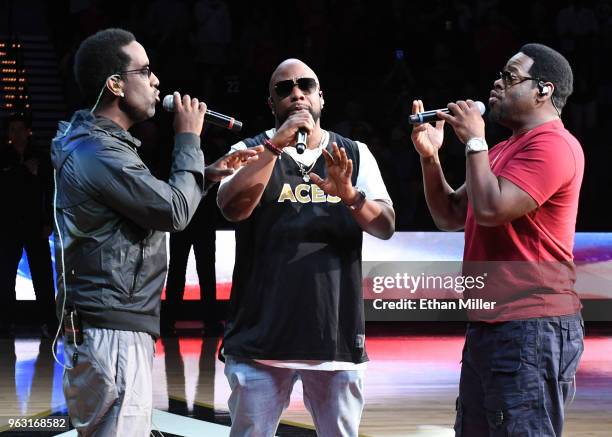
119, 97, 151, 125
487, 107, 502, 124
276, 106, 321, 127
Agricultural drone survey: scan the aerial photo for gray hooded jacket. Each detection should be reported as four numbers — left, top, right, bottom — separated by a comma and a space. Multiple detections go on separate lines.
51, 110, 205, 337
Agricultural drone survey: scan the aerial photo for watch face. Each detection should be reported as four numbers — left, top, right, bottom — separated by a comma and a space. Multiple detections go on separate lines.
466, 138, 488, 153
349, 189, 366, 210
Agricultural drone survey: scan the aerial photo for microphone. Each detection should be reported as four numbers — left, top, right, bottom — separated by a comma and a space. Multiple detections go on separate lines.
296, 129, 307, 154
162, 94, 243, 132
409, 101, 486, 124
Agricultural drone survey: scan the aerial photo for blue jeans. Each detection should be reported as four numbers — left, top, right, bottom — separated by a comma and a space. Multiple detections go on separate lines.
224, 357, 365, 437
455, 313, 584, 437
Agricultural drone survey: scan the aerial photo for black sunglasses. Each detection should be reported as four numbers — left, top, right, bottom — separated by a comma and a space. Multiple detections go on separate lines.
273, 77, 318, 99
118, 66, 152, 78
497, 70, 539, 88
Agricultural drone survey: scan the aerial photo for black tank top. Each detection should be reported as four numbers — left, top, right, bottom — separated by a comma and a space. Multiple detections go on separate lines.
222, 131, 368, 363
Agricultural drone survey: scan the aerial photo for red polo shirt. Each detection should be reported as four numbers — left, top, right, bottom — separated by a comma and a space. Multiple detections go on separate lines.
463, 119, 584, 321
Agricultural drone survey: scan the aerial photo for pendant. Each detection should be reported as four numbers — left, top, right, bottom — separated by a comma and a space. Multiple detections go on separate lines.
302, 174, 310, 182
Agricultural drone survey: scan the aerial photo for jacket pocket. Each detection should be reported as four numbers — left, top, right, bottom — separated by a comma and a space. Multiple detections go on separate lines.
129, 241, 145, 299
102, 225, 145, 305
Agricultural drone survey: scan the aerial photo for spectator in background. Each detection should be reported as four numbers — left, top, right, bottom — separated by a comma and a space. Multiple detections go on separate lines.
333, 100, 374, 142
164, 193, 221, 336
556, 0, 599, 57
163, 132, 230, 338
191, 0, 232, 99
0, 113, 56, 337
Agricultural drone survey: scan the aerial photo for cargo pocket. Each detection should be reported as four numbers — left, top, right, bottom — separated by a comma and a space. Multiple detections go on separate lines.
560, 319, 584, 381
63, 331, 119, 428
484, 328, 525, 436
483, 403, 537, 437
560, 318, 584, 405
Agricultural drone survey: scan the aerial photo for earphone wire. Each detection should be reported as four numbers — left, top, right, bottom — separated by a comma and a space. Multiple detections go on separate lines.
51, 168, 73, 370
51, 74, 117, 370
540, 80, 561, 117
551, 96, 561, 117
91, 74, 119, 114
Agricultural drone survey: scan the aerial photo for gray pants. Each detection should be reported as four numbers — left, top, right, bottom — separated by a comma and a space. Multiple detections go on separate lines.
63, 328, 155, 437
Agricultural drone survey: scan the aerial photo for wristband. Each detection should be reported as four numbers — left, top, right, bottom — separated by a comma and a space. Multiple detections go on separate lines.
263, 138, 283, 156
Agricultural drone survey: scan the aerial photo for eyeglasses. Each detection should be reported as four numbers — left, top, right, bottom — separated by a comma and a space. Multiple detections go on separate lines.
497, 70, 539, 88
273, 77, 318, 99
118, 66, 152, 78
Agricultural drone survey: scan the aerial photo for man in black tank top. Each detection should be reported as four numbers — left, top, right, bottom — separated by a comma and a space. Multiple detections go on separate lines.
217, 59, 395, 436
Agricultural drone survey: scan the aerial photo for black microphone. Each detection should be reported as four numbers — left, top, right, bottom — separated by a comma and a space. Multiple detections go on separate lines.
296, 129, 307, 154
162, 94, 243, 132
409, 101, 486, 124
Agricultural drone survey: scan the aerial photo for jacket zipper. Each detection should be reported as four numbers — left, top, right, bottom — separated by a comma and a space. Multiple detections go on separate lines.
130, 242, 145, 300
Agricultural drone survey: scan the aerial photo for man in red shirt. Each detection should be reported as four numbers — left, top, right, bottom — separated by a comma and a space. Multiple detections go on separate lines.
411, 43, 584, 436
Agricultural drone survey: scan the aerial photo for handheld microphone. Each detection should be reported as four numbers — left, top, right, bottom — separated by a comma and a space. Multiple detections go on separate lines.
296, 129, 308, 154
409, 101, 486, 124
162, 94, 243, 132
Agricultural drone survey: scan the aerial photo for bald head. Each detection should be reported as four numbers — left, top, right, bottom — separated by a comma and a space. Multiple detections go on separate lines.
267, 58, 324, 129
269, 58, 319, 95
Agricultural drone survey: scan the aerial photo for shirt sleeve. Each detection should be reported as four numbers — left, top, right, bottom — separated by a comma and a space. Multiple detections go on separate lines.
498, 133, 577, 206
355, 141, 392, 203
79, 133, 205, 232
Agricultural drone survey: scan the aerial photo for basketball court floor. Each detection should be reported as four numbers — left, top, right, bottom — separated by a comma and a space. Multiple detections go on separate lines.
0, 323, 610, 436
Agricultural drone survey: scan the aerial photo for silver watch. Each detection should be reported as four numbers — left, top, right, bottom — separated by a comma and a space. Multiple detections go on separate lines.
465, 137, 488, 156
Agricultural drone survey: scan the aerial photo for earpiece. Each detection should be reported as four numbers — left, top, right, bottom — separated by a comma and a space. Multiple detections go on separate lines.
90, 73, 124, 113
537, 80, 560, 116
538, 81, 550, 96
111, 75, 124, 97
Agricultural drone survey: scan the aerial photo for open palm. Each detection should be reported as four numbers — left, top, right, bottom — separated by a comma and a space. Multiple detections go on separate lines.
309, 142, 354, 201
205, 146, 264, 182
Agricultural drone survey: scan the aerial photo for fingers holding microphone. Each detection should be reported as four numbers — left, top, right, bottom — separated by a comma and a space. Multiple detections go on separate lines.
437, 99, 485, 144
172, 91, 207, 135
270, 109, 315, 149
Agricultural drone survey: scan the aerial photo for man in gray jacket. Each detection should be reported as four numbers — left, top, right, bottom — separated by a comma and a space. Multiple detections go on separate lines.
51, 28, 259, 436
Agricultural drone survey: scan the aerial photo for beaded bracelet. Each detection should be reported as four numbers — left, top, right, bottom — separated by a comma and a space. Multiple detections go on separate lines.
263, 138, 283, 156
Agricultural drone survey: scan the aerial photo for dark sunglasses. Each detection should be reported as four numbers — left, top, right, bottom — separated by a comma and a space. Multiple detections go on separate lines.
497, 70, 538, 88
118, 66, 152, 78
273, 77, 318, 99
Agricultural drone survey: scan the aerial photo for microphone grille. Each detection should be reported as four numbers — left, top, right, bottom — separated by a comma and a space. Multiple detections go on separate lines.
475, 101, 486, 115
162, 95, 175, 112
